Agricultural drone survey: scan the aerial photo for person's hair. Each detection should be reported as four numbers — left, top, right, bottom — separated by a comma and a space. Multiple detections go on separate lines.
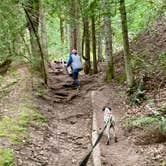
71, 48, 77, 54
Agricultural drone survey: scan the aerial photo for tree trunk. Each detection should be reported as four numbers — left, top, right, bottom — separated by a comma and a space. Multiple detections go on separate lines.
120, 0, 133, 87
26, 0, 40, 58
40, 0, 48, 60
92, 15, 98, 74
84, 17, 91, 74
69, 0, 81, 54
103, 0, 114, 81
97, 33, 103, 62
24, 1, 47, 85
59, 13, 65, 56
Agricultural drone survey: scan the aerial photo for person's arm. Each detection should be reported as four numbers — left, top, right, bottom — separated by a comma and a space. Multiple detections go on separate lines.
67, 55, 73, 67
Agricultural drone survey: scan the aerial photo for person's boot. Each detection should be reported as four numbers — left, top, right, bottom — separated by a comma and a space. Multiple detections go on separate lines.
75, 80, 80, 89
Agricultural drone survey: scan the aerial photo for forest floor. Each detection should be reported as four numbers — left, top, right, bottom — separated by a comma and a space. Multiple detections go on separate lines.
0, 62, 165, 166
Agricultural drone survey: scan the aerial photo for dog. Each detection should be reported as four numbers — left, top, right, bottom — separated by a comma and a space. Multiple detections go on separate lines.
102, 106, 117, 145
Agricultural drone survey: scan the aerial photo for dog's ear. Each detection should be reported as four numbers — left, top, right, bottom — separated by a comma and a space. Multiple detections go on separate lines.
108, 107, 112, 111
102, 106, 106, 111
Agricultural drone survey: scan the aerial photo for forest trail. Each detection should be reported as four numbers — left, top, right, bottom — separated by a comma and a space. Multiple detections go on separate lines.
93, 86, 146, 166
15, 63, 104, 166
8, 62, 165, 166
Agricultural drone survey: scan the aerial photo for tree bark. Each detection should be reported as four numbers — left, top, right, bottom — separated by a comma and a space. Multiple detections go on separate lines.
103, 0, 114, 81
59, 13, 65, 56
92, 15, 98, 74
97, 32, 103, 62
26, 0, 40, 58
40, 0, 48, 60
69, 0, 81, 54
120, 0, 133, 87
24, 1, 47, 85
84, 17, 91, 74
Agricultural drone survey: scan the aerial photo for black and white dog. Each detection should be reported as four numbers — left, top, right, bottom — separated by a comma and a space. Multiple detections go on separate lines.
102, 106, 117, 145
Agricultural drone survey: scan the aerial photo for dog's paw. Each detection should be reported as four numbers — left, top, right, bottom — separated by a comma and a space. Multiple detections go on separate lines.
106, 141, 110, 145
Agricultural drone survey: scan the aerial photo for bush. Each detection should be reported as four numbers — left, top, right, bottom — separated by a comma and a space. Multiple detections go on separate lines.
0, 149, 14, 166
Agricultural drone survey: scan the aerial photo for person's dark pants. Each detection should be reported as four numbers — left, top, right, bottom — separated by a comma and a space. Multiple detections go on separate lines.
72, 68, 82, 86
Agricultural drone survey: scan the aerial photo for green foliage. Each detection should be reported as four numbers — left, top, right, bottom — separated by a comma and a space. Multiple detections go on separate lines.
116, 72, 126, 84
127, 80, 146, 106
0, 149, 14, 166
0, 104, 46, 144
124, 103, 166, 134
0, 1, 26, 64
46, 17, 69, 61
112, 0, 165, 51
130, 54, 150, 73
161, 161, 166, 166
125, 116, 159, 130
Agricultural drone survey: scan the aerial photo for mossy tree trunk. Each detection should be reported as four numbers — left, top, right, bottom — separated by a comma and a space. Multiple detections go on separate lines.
120, 0, 133, 87
40, 0, 48, 60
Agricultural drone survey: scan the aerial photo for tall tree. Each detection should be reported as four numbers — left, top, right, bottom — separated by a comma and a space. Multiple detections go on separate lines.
40, 0, 48, 59
69, 0, 81, 54
83, 17, 91, 74
59, 13, 65, 52
91, 6, 98, 74
24, 0, 47, 84
26, 0, 40, 58
120, 0, 133, 87
97, 32, 104, 62
103, 0, 114, 81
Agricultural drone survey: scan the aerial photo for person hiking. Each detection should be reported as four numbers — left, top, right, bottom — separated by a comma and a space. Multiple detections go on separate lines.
66, 48, 83, 87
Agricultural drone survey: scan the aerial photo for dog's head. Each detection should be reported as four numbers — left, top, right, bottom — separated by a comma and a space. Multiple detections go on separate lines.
102, 106, 112, 112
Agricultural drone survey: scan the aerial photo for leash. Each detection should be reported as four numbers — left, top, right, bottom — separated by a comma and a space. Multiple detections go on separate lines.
79, 121, 108, 166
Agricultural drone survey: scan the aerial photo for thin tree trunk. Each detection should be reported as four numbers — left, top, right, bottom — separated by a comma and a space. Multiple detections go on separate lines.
60, 14, 65, 46
120, 0, 133, 87
59, 13, 65, 56
81, 24, 85, 58
84, 17, 91, 74
97, 33, 103, 62
92, 15, 98, 74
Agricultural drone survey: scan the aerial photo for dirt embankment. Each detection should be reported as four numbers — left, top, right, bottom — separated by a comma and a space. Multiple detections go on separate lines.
131, 15, 166, 58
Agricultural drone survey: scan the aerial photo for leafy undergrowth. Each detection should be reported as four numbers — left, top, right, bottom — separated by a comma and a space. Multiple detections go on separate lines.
124, 99, 166, 142
0, 63, 46, 165
0, 104, 46, 144
0, 149, 14, 166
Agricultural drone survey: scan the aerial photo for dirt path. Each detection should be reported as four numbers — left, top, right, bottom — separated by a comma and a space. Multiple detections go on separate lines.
15, 64, 104, 166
